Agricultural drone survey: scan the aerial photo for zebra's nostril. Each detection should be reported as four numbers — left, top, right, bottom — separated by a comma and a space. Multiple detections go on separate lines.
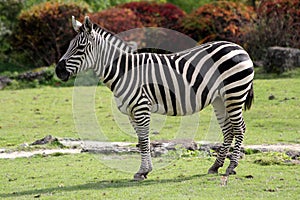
56, 60, 70, 81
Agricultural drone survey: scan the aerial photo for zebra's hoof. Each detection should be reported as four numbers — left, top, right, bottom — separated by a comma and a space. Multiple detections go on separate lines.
208, 163, 221, 174
208, 168, 218, 174
133, 173, 148, 181
225, 168, 237, 176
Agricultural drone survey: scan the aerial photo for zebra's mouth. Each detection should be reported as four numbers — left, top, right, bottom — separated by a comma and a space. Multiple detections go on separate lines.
56, 60, 71, 82
59, 73, 70, 82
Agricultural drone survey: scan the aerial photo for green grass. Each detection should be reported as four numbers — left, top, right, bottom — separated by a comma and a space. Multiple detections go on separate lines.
0, 153, 299, 199
0, 70, 299, 199
0, 87, 77, 147
0, 71, 299, 147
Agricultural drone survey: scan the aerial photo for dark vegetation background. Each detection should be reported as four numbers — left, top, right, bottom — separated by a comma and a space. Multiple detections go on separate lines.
0, 0, 299, 88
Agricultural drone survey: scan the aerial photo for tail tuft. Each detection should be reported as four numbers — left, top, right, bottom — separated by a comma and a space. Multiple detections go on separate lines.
244, 83, 254, 111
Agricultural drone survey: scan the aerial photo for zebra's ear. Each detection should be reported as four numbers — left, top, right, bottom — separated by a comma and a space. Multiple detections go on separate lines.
84, 16, 93, 33
72, 16, 82, 32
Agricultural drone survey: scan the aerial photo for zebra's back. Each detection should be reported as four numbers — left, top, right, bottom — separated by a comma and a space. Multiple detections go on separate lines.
111, 41, 254, 116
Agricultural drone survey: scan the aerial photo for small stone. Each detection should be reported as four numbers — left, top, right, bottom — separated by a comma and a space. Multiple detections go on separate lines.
265, 188, 277, 192
245, 175, 254, 179
152, 131, 159, 135
20, 143, 29, 148
268, 94, 275, 100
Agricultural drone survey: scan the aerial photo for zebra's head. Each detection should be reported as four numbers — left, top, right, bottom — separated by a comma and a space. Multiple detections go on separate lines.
56, 16, 96, 81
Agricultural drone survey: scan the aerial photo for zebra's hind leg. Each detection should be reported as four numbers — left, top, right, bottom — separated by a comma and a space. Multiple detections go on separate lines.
225, 109, 246, 175
208, 131, 234, 174
129, 107, 153, 181
208, 97, 234, 174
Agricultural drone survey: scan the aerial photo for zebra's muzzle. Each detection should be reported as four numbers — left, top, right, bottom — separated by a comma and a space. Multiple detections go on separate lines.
56, 60, 70, 82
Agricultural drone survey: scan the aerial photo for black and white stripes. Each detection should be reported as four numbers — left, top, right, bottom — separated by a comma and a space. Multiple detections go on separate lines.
56, 16, 254, 180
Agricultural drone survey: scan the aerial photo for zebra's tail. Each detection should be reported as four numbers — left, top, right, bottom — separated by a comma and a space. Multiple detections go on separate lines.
244, 83, 254, 111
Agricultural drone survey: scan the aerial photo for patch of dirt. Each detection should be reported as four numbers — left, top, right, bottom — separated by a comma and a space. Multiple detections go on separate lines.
0, 136, 299, 160
0, 149, 81, 159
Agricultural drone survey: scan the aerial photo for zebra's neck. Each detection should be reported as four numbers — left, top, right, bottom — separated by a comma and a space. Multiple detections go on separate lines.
92, 24, 135, 80
93, 24, 135, 53
92, 28, 129, 89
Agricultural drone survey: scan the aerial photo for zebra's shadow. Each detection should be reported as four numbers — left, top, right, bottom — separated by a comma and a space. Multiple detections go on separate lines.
0, 174, 209, 198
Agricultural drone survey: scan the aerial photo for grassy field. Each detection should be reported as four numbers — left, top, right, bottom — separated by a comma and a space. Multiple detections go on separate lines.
0, 71, 299, 147
0, 153, 299, 199
0, 70, 299, 199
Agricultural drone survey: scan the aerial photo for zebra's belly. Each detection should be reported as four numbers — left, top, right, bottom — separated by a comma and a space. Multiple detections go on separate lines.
150, 104, 196, 116
149, 93, 209, 116
114, 91, 203, 116
148, 86, 220, 116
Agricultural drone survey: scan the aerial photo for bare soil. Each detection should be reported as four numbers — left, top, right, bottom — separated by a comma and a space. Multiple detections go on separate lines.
0, 137, 299, 160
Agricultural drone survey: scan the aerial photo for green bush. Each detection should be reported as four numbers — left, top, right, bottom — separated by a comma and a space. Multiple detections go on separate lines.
82, 0, 167, 12
83, 0, 139, 11
0, 0, 23, 61
166, 0, 211, 13
11, 1, 89, 68
180, 1, 255, 44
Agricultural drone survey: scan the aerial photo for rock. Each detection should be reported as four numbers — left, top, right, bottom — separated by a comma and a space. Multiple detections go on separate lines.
33, 194, 41, 198
17, 67, 53, 82
0, 76, 12, 89
268, 94, 275, 100
31, 135, 58, 145
151, 131, 160, 135
245, 175, 254, 179
167, 139, 199, 151
264, 46, 300, 74
286, 150, 300, 160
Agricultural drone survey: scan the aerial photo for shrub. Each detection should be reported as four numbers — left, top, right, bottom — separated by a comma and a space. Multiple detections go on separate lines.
88, 8, 143, 34
166, 0, 211, 13
0, 0, 23, 61
181, 1, 255, 44
117, 2, 189, 53
242, 0, 300, 60
118, 1, 185, 30
11, 1, 89, 67
87, 8, 145, 48
82, 0, 146, 12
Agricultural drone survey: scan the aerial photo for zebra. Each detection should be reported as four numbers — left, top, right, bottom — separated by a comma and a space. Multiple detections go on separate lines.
56, 16, 254, 180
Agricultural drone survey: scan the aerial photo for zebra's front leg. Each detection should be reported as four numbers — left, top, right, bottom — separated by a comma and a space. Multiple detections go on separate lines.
134, 135, 152, 181
130, 109, 152, 181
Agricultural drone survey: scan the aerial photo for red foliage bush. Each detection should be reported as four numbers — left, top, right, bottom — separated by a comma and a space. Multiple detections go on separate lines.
118, 2, 186, 30
115, 2, 189, 53
257, 0, 300, 48
242, 0, 300, 60
87, 8, 144, 49
181, 1, 255, 44
258, 0, 300, 19
12, 2, 89, 67
88, 8, 143, 34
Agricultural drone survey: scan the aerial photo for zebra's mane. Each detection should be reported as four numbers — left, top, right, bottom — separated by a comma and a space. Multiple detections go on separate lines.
79, 22, 136, 53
